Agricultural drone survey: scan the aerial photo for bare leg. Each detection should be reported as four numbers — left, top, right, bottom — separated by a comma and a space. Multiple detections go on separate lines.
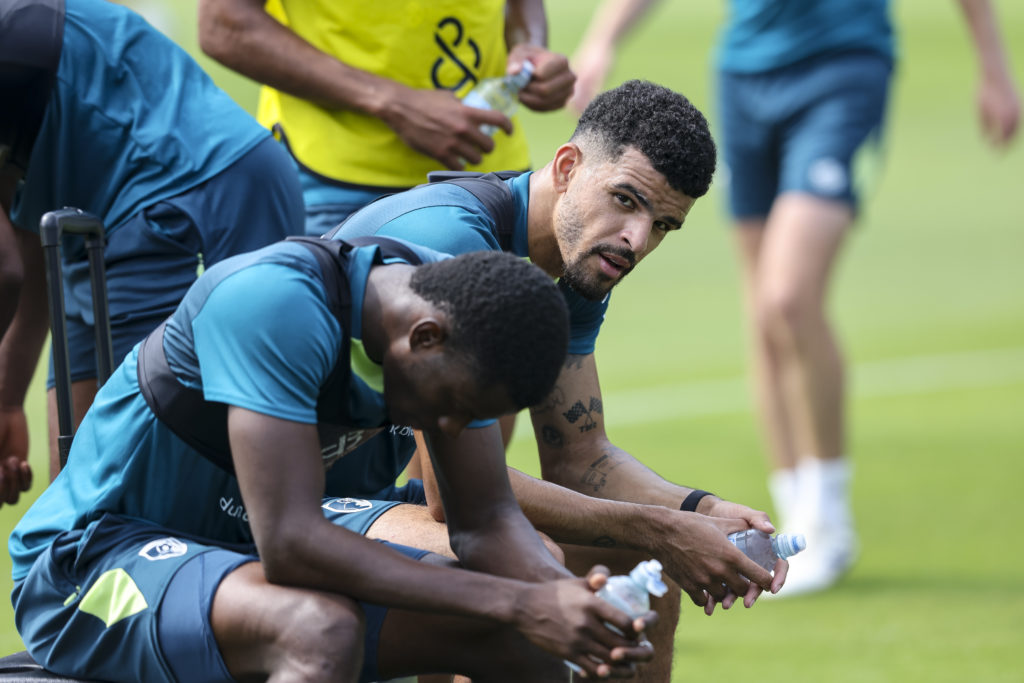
375, 573, 571, 683
211, 562, 366, 683
753, 194, 849, 465
366, 503, 565, 570
733, 192, 856, 593
47, 379, 97, 480
368, 505, 565, 683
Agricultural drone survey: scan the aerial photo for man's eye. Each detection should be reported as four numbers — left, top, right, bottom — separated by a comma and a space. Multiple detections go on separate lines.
615, 193, 635, 208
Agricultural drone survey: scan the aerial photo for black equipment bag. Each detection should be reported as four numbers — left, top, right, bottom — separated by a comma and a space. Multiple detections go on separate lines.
323, 170, 523, 251
136, 235, 425, 474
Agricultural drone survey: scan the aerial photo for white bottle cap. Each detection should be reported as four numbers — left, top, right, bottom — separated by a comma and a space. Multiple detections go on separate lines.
631, 559, 668, 597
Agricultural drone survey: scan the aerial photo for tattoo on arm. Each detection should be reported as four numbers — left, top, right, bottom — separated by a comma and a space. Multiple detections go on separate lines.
529, 385, 565, 416
540, 424, 564, 448
562, 396, 603, 433
580, 451, 621, 493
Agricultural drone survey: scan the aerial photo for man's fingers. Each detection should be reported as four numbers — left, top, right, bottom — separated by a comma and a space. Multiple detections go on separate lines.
770, 558, 789, 594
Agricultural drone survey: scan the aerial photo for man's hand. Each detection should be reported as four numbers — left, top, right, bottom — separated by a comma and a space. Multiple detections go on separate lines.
704, 556, 789, 616
568, 41, 612, 116
977, 69, 1020, 147
649, 507, 778, 609
379, 85, 513, 170
516, 565, 657, 679
0, 407, 33, 505
507, 44, 576, 112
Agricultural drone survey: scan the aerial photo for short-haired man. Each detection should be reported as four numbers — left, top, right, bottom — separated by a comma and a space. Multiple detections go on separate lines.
9, 239, 655, 682
331, 80, 789, 681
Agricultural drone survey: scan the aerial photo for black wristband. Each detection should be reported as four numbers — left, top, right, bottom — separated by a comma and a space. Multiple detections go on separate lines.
680, 489, 714, 512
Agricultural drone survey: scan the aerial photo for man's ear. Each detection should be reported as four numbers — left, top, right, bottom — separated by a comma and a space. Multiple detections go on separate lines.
409, 318, 445, 352
552, 142, 581, 193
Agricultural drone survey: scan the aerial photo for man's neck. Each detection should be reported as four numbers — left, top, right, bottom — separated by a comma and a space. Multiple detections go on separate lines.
360, 265, 413, 363
525, 165, 564, 278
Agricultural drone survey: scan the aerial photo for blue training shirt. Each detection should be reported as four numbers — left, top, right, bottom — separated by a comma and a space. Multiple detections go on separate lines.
9, 240, 447, 581
9, 0, 269, 235
333, 172, 608, 355
717, 0, 895, 74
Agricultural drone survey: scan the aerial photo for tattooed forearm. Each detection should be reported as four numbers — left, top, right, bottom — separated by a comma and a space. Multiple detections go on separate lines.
540, 424, 564, 448
562, 396, 603, 432
529, 385, 565, 415
580, 451, 623, 493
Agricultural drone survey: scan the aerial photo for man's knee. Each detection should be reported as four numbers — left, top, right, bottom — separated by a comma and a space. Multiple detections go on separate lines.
213, 563, 366, 682
274, 592, 366, 681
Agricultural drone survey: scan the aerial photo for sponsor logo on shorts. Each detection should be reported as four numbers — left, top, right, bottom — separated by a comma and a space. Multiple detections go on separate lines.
139, 537, 188, 561
322, 497, 374, 514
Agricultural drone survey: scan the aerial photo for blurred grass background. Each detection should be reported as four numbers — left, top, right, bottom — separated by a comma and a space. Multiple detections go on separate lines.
2, 1, 1022, 680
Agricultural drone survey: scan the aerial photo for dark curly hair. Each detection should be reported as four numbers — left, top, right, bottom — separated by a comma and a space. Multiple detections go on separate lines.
409, 251, 569, 408
571, 79, 717, 198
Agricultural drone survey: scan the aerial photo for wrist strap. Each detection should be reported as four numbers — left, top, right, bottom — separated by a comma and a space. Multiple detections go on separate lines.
680, 489, 714, 512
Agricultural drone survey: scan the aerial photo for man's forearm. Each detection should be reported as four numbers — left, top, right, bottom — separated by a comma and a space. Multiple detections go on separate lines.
0, 229, 49, 407
505, 0, 548, 48
538, 431, 704, 509
508, 467, 679, 551
198, 0, 401, 117
956, 0, 1014, 79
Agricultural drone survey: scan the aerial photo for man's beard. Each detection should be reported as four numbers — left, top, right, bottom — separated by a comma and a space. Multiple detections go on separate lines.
561, 245, 636, 301
555, 199, 636, 301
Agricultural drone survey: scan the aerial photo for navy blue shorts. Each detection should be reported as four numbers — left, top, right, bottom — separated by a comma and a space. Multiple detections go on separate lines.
50, 136, 304, 386
299, 165, 393, 237
14, 498, 431, 683
717, 50, 893, 219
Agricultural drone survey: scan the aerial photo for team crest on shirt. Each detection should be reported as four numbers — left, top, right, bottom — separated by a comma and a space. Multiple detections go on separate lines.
322, 497, 374, 514
138, 537, 188, 561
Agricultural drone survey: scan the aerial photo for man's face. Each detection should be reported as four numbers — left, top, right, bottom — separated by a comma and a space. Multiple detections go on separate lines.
554, 147, 696, 301
383, 351, 515, 439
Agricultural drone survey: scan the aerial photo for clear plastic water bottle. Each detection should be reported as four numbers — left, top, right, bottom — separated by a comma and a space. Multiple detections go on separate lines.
596, 559, 668, 631
462, 60, 535, 136
565, 560, 667, 679
727, 529, 806, 570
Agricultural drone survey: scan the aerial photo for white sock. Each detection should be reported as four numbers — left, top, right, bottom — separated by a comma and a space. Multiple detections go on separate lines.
819, 457, 853, 533
797, 457, 853, 535
768, 468, 799, 531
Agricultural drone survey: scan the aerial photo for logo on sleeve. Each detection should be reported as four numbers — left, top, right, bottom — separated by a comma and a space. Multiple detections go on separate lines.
138, 537, 188, 561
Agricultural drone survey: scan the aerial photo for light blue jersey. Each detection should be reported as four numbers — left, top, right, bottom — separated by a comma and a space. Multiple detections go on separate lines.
9, 240, 445, 582
717, 0, 894, 74
333, 172, 608, 354
9, 0, 269, 235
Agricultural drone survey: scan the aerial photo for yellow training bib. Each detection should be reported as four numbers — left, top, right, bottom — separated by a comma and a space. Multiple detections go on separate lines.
259, 0, 531, 188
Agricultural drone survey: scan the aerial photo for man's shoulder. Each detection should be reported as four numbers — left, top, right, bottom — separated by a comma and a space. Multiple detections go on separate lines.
335, 183, 503, 255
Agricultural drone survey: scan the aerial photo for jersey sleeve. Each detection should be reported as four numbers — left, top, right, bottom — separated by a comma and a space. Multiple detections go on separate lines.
191, 263, 341, 424
561, 281, 609, 355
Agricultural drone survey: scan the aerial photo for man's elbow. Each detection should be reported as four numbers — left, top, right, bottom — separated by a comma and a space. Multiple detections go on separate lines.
197, 0, 247, 62
254, 529, 311, 586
